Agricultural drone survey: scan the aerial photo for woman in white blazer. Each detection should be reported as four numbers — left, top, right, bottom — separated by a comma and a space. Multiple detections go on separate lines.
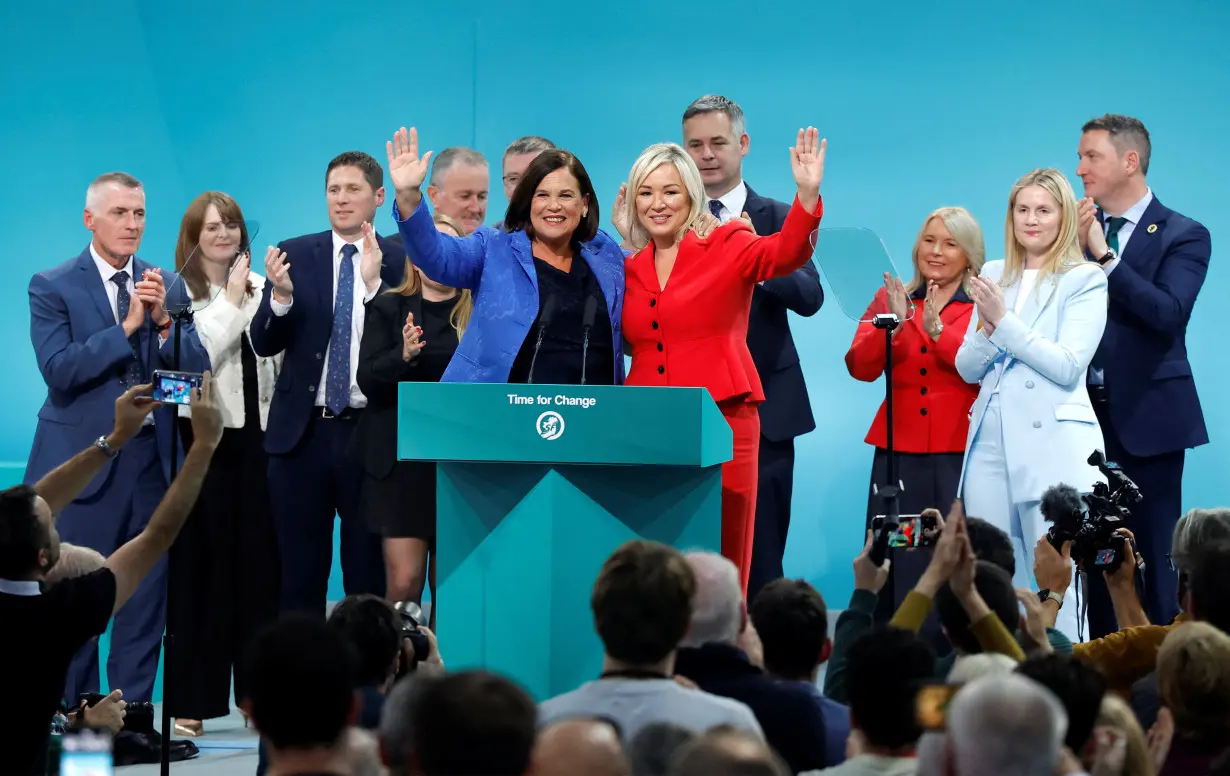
956, 168, 1108, 643
166, 192, 282, 737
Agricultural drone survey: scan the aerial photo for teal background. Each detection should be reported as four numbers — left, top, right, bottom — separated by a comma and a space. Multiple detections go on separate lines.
1, 1, 1226, 700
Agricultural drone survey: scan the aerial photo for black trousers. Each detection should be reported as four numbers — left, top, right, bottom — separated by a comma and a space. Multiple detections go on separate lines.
166, 421, 280, 719
747, 436, 795, 605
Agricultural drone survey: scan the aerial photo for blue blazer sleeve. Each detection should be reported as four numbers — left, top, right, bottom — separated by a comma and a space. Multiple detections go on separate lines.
955, 303, 1001, 385
1107, 221, 1210, 334
759, 259, 824, 316
249, 240, 297, 358
989, 264, 1108, 388
393, 199, 488, 290
155, 274, 210, 372
29, 273, 133, 394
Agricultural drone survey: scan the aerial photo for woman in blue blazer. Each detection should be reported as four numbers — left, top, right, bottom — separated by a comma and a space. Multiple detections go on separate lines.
385, 128, 625, 384
956, 168, 1109, 643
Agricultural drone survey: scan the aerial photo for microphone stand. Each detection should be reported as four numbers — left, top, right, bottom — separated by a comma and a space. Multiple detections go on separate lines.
580, 327, 592, 386
869, 312, 903, 567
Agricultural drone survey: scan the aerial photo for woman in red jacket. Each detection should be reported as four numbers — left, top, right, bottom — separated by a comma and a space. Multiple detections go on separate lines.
619, 128, 826, 594
845, 206, 986, 527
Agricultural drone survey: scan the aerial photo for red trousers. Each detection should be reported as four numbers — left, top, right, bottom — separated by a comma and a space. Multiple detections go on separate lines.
719, 400, 761, 596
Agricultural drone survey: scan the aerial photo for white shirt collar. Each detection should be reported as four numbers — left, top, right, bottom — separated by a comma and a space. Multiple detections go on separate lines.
0, 578, 42, 596
89, 243, 134, 281
331, 231, 365, 260
1119, 187, 1153, 226
707, 180, 748, 222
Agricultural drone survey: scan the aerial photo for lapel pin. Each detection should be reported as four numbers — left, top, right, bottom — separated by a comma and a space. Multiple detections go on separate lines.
1147, 224, 1158, 234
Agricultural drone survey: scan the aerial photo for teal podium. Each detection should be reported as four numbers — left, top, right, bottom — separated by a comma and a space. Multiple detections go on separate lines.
398, 383, 732, 700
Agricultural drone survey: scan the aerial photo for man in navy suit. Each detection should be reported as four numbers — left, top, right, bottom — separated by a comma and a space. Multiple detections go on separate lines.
682, 96, 824, 604
25, 171, 210, 703
1076, 114, 1211, 636
251, 152, 405, 616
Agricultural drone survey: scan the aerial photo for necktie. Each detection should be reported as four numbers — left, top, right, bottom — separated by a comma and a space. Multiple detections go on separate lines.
325, 244, 357, 415
1105, 216, 1129, 253
708, 200, 724, 220
112, 271, 145, 387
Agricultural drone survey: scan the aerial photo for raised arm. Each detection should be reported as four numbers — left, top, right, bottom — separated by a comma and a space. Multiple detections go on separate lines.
29, 273, 135, 394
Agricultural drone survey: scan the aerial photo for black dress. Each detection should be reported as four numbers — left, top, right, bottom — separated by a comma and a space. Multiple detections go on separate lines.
507, 256, 615, 385
353, 292, 460, 541
167, 333, 280, 720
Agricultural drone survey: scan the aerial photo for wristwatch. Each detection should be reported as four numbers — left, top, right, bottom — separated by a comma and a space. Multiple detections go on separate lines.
1095, 248, 1118, 266
930, 320, 944, 338
1037, 589, 1064, 609
93, 436, 118, 459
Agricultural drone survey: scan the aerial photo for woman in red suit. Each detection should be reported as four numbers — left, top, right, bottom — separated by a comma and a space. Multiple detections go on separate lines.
619, 128, 826, 594
845, 206, 986, 527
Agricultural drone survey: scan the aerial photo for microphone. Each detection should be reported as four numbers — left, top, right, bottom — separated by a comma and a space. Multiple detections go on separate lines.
526, 294, 557, 385
580, 295, 598, 385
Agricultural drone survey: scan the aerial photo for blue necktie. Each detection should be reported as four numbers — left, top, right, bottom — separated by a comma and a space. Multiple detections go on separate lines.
708, 200, 724, 220
112, 271, 145, 387
325, 244, 357, 415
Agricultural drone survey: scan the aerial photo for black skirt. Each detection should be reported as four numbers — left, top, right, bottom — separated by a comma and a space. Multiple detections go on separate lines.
363, 460, 437, 543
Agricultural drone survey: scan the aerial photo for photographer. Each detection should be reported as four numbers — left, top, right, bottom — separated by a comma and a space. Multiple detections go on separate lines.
0, 376, 222, 776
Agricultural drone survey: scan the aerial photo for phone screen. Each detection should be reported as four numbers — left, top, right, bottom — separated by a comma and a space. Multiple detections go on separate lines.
1095, 548, 1116, 566
60, 729, 114, 776
871, 515, 925, 547
152, 370, 203, 406
915, 684, 957, 731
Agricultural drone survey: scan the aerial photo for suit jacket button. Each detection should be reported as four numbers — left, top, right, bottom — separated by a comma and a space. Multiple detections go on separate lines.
1033, 420, 1042, 428
309, 385, 316, 393
1025, 380, 1035, 389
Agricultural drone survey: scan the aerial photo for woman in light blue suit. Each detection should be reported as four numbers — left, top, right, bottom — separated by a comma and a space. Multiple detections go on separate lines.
956, 168, 1109, 642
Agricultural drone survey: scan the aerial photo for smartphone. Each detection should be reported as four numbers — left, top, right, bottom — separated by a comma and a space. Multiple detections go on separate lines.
60, 728, 114, 776
915, 684, 958, 731
152, 370, 203, 406
871, 514, 925, 547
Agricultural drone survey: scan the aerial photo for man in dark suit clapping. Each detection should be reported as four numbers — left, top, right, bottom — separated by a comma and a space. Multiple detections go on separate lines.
682, 95, 824, 604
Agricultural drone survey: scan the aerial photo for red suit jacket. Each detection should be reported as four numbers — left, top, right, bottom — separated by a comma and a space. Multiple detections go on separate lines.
844, 286, 977, 453
624, 197, 824, 398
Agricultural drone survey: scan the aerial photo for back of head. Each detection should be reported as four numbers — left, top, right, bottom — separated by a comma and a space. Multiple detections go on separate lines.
1157, 621, 1230, 737
0, 485, 49, 580
947, 653, 1018, 686
846, 625, 935, 750
245, 614, 358, 752
668, 728, 789, 776
627, 723, 696, 776
1095, 694, 1154, 776
1015, 653, 1106, 752
682, 552, 743, 647
327, 594, 402, 688
948, 674, 1068, 776
750, 578, 828, 680
1183, 539, 1230, 633
533, 718, 630, 776
504, 136, 556, 159
391, 670, 537, 776
965, 517, 1016, 576
592, 540, 696, 665
934, 562, 1018, 655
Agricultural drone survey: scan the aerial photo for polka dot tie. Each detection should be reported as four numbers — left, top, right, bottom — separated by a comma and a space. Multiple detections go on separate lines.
708, 200, 724, 220
112, 271, 146, 387
325, 244, 357, 415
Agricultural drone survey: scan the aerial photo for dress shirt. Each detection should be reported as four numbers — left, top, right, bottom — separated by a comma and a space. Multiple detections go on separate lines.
270, 232, 378, 409
90, 244, 158, 425
1089, 188, 1153, 385
706, 180, 748, 224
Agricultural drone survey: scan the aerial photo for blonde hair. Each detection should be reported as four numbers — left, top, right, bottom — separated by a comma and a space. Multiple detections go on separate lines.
1002, 168, 1084, 290
1157, 622, 1230, 737
388, 213, 473, 339
623, 143, 706, 251
905, 207, 986, 295
1095, 695, 1155, 776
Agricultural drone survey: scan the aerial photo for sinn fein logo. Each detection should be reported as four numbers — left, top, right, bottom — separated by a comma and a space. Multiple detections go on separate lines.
536, 411, 565, 440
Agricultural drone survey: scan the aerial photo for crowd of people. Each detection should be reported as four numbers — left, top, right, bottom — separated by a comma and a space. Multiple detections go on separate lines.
0, 91, 1216, 774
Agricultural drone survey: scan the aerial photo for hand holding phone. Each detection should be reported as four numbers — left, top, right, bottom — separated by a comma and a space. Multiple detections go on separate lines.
152, 370, 204, 406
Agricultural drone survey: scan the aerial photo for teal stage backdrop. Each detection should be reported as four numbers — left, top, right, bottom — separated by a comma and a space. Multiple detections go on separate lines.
1, 0, 1226, 700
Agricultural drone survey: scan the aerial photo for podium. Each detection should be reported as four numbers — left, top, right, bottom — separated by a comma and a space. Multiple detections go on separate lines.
398, 383, 732, 700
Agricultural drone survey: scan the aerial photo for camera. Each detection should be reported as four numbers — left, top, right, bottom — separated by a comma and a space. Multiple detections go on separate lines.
1041, 450, 1143, 573
393, 600, 431, 675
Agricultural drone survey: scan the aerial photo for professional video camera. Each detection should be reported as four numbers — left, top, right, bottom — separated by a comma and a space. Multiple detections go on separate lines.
1041, 450, 1143, 573
393, 600, 431, 677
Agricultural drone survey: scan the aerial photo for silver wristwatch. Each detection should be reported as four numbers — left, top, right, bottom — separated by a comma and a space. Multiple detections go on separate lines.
93, 436, 118, 459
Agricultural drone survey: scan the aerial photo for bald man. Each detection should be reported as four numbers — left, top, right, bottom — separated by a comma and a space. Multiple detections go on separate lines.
533, 718, 630, 776
670, 728, 789, 776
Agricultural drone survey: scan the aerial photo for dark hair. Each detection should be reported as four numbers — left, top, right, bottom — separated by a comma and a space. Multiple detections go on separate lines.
934, 562, 1019, 655
243, 614, 358, 751
174, 191, 255, 302
327, 594, 402, 688
669, 728, 789, 776
0, 485, 47, 579
410, 670, 538, 776
503, 149, 600, 243
965, 517, 1016, 576
591, 540, 695, 665
326, 151, 384, 192
749, 578, 828, 680
1186, 540, 1230, 634
1016, 653, 1107, 752
628, 722, 696, 776
845, 626, 935, 749
1082, 114, 1152, 175
503, 136, 555, 160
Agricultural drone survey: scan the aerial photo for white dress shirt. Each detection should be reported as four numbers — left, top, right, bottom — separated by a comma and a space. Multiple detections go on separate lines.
90, 245, 156, 425
705, 180, 748, 224
269, 232, 378, 409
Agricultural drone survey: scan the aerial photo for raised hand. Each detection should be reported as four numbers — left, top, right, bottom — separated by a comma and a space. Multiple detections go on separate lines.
611, 183, 631, 241
789, 127, 826, 212
969, 275, 1006, 328
387, 127, 433, 193
135, 268, 170, 327
883, 272, 910, 322
189, 371, 224, 451
121, 284, 147, 337
359, 222, 383, 293
225, 252, 251, 308
923, 281, 942, 339
1077, 197, 1097, 253
853, 530, 891, 594
402, 312, 424, 362
264, 246, 293, 303
112, 383, 161, 447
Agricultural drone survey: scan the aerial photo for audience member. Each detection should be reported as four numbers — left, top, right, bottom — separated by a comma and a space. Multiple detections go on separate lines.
1015, 653, 1107, 757
497, 136, 556, 229
1155, 622, 1230, 775
426, 147, 490, 234
627, 723, 696, 776
1095, 694, 1156, 776
933, 560, 1020, 656
380, 670, 536, 776
328, 594, 404, 724
675, 552, 836, 772
939, 674, 1068, 776
532, 718, 631, 776
539, 540, 762, 740
669, 727, 790, 776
